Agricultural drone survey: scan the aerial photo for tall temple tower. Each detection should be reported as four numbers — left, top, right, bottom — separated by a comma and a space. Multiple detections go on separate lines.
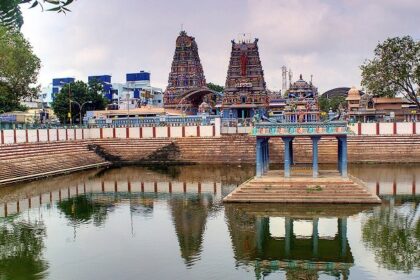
164, 31, 210, 113
221, 38, 268, 118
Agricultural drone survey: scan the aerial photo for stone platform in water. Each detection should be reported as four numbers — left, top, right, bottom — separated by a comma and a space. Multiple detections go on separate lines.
223, 170, 381, 204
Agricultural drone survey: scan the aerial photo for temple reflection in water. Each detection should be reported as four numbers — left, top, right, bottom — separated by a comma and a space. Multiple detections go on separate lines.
224, 204, 373, 279
0, 165, 418, 279
168, 193, 216, 266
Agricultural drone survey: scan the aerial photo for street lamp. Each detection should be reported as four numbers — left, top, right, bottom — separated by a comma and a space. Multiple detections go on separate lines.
70, 100, 92, 126
0, 110, 4, 130
60, 81, 72, 126
411, 110, 417, 122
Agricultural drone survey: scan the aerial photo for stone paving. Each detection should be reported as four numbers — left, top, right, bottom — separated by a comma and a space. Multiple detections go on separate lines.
224, 170, 381, 204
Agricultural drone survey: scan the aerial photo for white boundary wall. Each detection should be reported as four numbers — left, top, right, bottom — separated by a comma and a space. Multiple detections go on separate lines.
1, 121, 420, 145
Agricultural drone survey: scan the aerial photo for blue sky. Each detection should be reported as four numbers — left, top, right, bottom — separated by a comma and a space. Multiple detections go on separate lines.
21, 0, 420, 93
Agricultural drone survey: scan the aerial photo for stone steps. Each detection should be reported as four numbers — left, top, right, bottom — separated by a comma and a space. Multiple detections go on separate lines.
0, 141, 108, 185
224, 170, 381, 204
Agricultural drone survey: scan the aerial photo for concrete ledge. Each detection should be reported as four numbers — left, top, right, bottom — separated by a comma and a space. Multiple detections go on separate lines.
0, 162, 111, 186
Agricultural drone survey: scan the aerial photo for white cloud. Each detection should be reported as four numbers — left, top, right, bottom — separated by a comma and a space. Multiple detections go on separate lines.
20, 0, 420, 93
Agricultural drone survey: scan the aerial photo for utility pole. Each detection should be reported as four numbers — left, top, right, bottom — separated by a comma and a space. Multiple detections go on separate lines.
69, 83, 72, 126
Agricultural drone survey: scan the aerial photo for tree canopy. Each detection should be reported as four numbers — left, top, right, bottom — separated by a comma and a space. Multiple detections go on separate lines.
206, 82, 224, 93
362, 201, 419, 273
361, 36, 420, 109
0, 1, 74, 30
318, 95, 346, 113
0, 25, 40, 112
57, 195, 112, 227
0, 217, 48, 279
51, 80, 108, 124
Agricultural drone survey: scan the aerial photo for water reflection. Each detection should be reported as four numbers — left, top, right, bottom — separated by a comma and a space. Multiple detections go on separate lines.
0, 215, 48, 280
57, 195, 115, 227
169, 194, 216, 266
224, 204, 373, 279
0, 164, 418, 279
362, 196, 419, 273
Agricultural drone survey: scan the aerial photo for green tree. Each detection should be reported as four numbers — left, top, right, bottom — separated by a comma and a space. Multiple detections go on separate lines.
0, 25, 40, 112
206, 82, 224, 93
361, 36, 420, 109
0, 0, 74, 30
56, 195, 112, 227
0, 217, 49, 279
51, 80, 108, 124
362, 201, 419, 273
318, 96, 346, 113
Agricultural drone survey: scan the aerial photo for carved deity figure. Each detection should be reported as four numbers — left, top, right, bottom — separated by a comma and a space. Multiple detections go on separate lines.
240, 52, 248, 76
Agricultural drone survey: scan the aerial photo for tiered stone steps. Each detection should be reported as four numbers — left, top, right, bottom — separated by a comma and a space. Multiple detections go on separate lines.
176, 136, 256, 163
91, 135, 420, 164
223, 170, 381, 204
92, 138, 177, 163
0, 141, 109, 185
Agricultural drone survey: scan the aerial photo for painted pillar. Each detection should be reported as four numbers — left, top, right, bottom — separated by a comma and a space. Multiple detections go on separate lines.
338, 217, 348, 257
341, 137, 348, 177
256, 138, 263, 177
311, 136, 321, 177
283, 137, 292, 177
285, 217, 293, 257
312, 218, 319, 257
264, 139, 269, 173
290, 140, 294, 165
337, 137, 342, 174
266, 139, 270, 172
262, 139, 266, 174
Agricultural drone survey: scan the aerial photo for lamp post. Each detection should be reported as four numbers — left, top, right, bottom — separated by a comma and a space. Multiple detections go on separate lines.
411, 110, 417, 122
70, 100, 92, 126
60, 81, 72, 126
0, 110, 4, 130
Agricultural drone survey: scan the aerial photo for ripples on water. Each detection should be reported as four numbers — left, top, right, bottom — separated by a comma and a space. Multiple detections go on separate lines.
0, 164, 419, 280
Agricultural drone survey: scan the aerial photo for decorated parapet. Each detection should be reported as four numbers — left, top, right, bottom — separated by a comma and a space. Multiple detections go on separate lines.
251, 121, 349, 137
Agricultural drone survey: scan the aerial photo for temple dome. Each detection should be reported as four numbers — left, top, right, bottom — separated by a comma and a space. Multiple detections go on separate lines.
290, 74, 312, 90
346, 86, 361, 101
288, 74, 317, 99
348, 86, 360, 96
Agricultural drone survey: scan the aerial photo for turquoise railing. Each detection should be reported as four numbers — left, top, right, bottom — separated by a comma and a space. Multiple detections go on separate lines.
91, 115, 217, 127
251, 121, 349, 136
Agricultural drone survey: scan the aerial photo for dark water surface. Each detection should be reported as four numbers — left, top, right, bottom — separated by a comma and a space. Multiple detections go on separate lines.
0, 164, 418, 280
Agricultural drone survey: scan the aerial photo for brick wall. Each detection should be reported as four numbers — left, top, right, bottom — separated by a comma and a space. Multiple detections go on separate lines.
95, 135, 420, 164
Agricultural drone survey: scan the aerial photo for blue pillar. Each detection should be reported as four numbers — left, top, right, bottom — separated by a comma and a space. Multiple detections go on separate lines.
290, 139, 294, 165
337, 137, 342, 174
341, 137, 348, 177
262, 139, 266, 174
256, 138, 263, 177
267, 139, 270, 171
283, 137, 292, 177
311, 136, 321, 177
264, 139, 267, 174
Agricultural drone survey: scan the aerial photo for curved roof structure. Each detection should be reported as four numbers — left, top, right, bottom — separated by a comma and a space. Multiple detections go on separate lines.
322, 87, 365, 99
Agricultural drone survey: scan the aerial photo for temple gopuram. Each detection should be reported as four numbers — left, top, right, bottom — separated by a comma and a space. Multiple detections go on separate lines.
220, 38, 268, 119
164, 31, 219, 114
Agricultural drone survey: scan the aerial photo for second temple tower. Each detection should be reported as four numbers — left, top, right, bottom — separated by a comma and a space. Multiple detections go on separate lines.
221, 37, 268, 118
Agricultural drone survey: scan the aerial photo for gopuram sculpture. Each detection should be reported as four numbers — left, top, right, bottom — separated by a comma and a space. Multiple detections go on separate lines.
221, 37, 268, 119
164, 31, 219, 114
